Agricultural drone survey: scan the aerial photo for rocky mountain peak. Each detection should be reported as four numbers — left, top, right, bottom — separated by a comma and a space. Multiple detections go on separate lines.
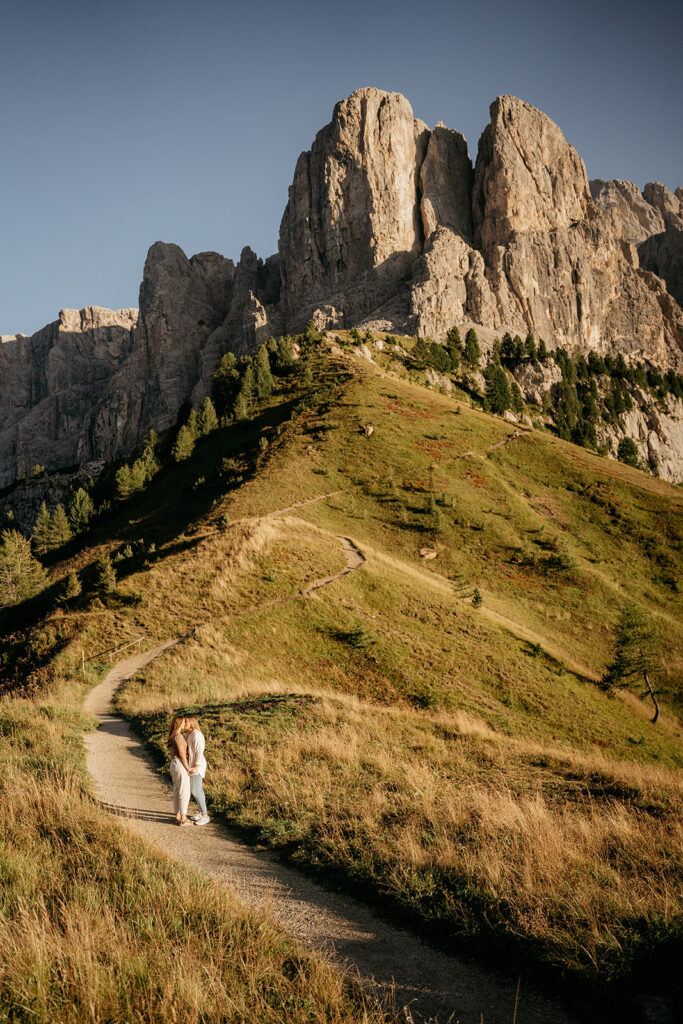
473, 95, 590, 246
2, 87, 683, 497
643, 181, 683, 230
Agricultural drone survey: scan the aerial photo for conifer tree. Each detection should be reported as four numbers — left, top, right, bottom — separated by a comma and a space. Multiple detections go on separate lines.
232, 394, 248, 421
537, 338, 548, 363
197, 396, 219, 435
60, 570, 81, 604
212, 352, 240, 415
172, 425, 195, 462
445, 325, 462, 349
0, 530, 48, 607
96, 552, 117, 595
186, 409, 199, 440
617, 436, 639, 468
603, 603, 661, 722
141, 430, 161, 477
464, 328, 480, 369
273, 335, 296, 372
67, 488, 95, 533
484, 364, 512, 414
115, 464, 134, 501
511, 380, 525, 416
49, 505, 71, 548
524, 333, 537, 362
129, 459, 148, 491
236, 361, 255, 409
254, 344, 274, 399
32, 502, 53, 556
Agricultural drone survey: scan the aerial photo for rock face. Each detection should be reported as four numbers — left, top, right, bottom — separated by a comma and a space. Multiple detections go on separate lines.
2, 86, 683, 494
0, 307, 139, 489
589, 179, 665, 244
279, 88, 430, 331
596, 391, 683, 484
278, 90, 683, 371
0, 244, 279, 488
590, 178, 683, 311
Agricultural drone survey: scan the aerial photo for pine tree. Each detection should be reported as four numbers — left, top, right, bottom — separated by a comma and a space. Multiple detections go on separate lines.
0, 530, 48, 607
115, 464, 134, 501
235, 361, 255, 410
141, 430, 161, 478
231, 393, 247, 421
95, 553, 117, 595
273, 335, 296, 372
186, 409, 199, 440
197, 396, 219, 436
254, 344, 274, 399
32, 502, 53, 556
67, 488, 95, 533
464, 329, 480, 369
617, 436, 639, 468
129, 459, 148, 492
49, 505, 71, 548
483, 364, 512, 414
524, 333, 537, 362
445, 325, 462, 348
212, 352, 240, 414
445, 325, 462, 371
172, 425, 195, 462
537, 338, 548, 363
511, 380, 525, 416
60, 570, 81, 604
603, 603, 661, 722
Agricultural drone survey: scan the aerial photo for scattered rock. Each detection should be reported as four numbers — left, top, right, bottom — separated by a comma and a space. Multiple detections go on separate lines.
425, 367, 453, 393
361, 425, 375, 437
419, 547, 437, 560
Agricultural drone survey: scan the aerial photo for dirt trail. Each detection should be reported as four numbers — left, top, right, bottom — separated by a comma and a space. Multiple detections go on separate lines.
230, 536, 365, 619
85, 642, 575, 1024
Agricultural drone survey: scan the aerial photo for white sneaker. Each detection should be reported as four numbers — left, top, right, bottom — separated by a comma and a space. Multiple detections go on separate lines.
191, 813, 202, 821
193, 815, 210, 826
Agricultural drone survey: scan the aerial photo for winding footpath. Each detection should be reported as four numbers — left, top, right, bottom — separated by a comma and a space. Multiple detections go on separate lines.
84, 529, 576, 1024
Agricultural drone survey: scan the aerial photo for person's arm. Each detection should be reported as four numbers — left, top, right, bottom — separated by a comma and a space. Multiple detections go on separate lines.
187, 735, 198, 775
174, 734, 191, 773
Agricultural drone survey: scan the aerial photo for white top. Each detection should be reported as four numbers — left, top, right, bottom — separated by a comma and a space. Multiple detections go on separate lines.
187, 728, 207, 779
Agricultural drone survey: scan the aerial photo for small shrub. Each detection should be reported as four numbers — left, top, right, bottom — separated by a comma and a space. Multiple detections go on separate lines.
472, 588, 483, 608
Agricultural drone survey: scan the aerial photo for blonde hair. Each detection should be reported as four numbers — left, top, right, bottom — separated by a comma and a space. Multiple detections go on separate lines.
185, 716, 200, 730
166, 714, 186, 751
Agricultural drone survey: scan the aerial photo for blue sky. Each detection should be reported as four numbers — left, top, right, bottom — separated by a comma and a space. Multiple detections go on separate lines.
1, 0, 681, 335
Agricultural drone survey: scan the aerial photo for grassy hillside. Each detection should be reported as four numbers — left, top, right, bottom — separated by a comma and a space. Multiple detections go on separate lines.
2, 335, 682, 1016
0, 677, 386, 1023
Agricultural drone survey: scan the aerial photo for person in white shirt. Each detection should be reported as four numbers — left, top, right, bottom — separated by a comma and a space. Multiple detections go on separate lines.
184, 717, 210, 825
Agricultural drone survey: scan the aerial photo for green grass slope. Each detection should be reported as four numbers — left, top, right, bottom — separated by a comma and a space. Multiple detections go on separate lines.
3, 337, 682, 1017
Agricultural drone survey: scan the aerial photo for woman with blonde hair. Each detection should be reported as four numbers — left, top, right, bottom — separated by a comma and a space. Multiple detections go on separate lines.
166, 714, 191, 825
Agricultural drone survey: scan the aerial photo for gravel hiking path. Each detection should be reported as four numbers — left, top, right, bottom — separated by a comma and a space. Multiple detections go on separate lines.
84, 646, 576, 1024
84, 528, 576, 1024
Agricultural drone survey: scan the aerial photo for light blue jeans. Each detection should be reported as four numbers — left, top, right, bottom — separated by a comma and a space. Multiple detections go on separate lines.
190, 773, 207, 816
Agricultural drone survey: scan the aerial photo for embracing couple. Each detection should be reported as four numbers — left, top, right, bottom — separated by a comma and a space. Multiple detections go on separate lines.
166, 715, 210, 826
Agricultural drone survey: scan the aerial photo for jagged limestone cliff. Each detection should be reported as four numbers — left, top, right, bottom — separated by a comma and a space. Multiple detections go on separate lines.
1, 86, 682, 492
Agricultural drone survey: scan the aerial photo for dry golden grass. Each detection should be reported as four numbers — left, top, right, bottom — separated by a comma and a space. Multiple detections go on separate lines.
0, 690, 387, 1024
128, 672, 683, 981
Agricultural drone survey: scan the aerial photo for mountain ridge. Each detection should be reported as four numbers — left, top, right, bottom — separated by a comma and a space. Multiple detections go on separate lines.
1, 87, 682, 491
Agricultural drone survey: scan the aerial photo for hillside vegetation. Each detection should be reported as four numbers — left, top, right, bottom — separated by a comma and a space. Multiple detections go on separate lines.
2, 331, 682, 1016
